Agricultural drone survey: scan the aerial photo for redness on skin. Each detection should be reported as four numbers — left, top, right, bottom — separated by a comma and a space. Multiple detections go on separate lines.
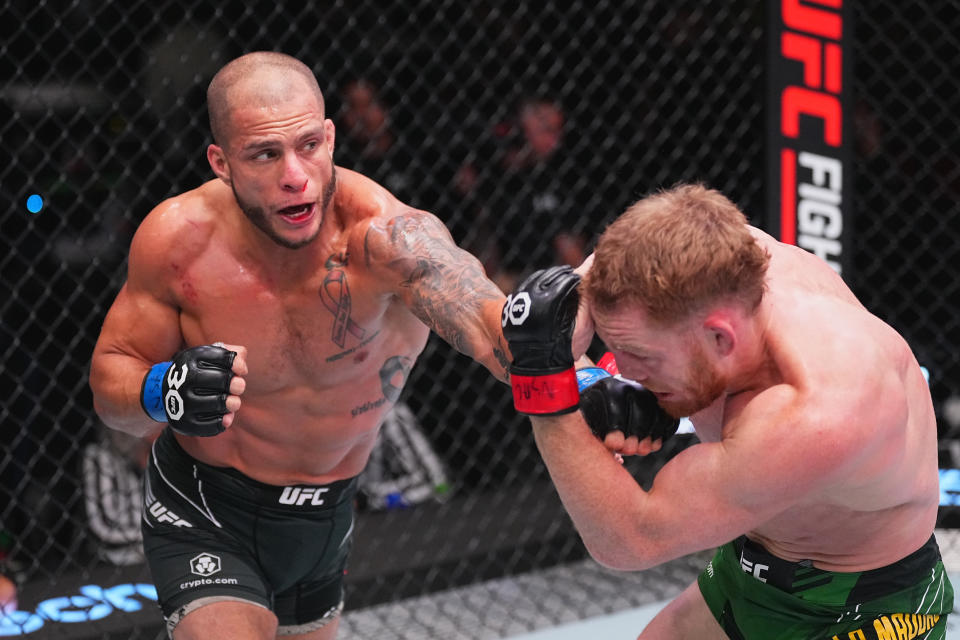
354, 351, 368, 364
181, 279, 199, 303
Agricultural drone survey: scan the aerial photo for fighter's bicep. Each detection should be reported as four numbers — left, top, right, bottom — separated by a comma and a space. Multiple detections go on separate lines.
363, 211, 504, 353
648, 404, 838, 549
642, 442, 773, 550
96, 281, 183, 365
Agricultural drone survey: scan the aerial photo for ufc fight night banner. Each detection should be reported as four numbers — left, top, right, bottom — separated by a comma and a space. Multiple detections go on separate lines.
766, 0, 853, 275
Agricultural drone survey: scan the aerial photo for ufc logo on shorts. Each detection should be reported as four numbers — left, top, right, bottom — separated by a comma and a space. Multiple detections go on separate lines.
165, 364, 188, 420
279, 487, 330, 506
740, 556, 769, 583
502, 292, 531, 327
148, 501, 193, 527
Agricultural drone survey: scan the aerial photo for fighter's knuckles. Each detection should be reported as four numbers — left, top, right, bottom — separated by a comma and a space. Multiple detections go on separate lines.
635, 436, 660, 456
621, 435, 641, 456
603, 430, 625, 451
229, 376, 246, 396
224, 344, 249, 374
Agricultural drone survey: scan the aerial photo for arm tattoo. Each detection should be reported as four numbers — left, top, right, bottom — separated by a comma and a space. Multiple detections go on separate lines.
368, 212, 503, 359
493, 336, 510, 379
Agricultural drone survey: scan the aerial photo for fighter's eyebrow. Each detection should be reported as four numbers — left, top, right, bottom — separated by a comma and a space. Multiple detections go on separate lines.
297, 126, 325, 141
240, 138, 280, 154
240, 127, 324, 153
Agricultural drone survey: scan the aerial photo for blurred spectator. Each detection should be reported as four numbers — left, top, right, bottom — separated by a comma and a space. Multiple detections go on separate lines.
475, 95, 589, 290
335, 79, 414, 202
340, 80, 393, 159
444, 150, 504, 286
336, 77, 495, 281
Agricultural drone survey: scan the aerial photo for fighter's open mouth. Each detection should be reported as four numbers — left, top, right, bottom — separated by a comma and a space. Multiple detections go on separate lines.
278, 203, 314, 222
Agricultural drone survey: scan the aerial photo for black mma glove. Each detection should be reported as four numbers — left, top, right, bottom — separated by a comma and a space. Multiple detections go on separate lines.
140, 344, 237, 437
501, 266, 582, 415
577, 369, 680, 444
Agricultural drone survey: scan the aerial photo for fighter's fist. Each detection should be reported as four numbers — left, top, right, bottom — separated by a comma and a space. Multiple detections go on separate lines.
140, 343, 247, 436
579, 374, 680, 454
502, 266, 581, 415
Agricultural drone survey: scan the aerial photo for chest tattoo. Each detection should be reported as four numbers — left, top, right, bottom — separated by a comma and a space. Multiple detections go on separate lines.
349, 355, 413, 419
321, 252, 367, 348
379, 355, 413, 403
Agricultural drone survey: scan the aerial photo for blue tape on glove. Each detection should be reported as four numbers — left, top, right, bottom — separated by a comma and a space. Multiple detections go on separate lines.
576, 367, 612, 392
142, 361, 172, 422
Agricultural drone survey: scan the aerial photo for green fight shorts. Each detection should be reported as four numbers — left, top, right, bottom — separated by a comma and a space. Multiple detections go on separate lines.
141, 428, 357, 637
698, 534, 954, 640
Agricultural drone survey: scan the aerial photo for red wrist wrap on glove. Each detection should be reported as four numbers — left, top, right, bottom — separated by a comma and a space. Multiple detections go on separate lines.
511, 368, 580, 415
596, 352, 620, 376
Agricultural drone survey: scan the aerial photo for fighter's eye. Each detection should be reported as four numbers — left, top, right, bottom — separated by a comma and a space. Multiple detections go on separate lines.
252, 149, 278, 161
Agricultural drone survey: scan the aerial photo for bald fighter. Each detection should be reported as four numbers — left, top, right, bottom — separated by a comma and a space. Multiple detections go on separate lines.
502, 184, 953, 639
88, 51, 520, 640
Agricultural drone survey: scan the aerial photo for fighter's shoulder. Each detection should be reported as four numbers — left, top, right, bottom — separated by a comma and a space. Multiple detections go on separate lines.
129, 180, 223, 275
338, 170, 452, 266
731, 382, 864, 470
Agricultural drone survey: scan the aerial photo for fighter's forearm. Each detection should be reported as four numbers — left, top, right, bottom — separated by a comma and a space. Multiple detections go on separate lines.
89, 352, 164, 438
427, 295, 512, 382
530, 411, 665, 571
479, 332, 512, 384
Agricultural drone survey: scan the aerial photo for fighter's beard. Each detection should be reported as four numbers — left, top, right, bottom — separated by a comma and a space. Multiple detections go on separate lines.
234, 165, 337, 250
658, 343, 727, 419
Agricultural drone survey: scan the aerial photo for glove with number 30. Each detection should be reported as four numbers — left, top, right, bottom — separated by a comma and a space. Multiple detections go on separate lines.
140, 344, 236, 436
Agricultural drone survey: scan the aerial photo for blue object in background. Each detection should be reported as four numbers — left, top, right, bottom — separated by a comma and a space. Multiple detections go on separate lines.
26, 194, 43, 213
940, 469, 960, 506
385, 492, 409, 510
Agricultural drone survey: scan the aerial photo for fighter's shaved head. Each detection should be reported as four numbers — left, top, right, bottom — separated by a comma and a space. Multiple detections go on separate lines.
207, 51, 325, 146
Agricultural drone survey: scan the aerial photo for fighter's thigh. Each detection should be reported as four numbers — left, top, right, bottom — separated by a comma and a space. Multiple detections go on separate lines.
141, 514, 274, 637
272, 556, 348, 639
173, 599, 277, 640
638, 581, 727, 640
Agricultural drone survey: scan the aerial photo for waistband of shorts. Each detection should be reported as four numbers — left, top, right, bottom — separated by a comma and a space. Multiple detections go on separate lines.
731, 534, 941, 600
152, 427, 358, 509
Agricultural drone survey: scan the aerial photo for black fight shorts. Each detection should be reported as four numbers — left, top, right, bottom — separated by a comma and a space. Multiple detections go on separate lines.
141, 428, 357, 637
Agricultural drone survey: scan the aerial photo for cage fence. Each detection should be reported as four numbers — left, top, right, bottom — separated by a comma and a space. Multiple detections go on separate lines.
1, 1, 958, 638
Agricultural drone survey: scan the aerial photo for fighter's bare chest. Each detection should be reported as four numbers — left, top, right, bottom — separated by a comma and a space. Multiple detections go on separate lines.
175, 251, 420, 386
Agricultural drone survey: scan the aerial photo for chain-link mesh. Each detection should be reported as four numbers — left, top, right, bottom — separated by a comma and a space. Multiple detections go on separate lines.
1, 1, 957, 638
852, 3, 960, 432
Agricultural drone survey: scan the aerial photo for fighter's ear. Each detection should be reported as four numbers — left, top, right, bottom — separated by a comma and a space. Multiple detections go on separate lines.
325, 119, 336, 156
207, 144, 231, 184
703, 312, 736, 357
